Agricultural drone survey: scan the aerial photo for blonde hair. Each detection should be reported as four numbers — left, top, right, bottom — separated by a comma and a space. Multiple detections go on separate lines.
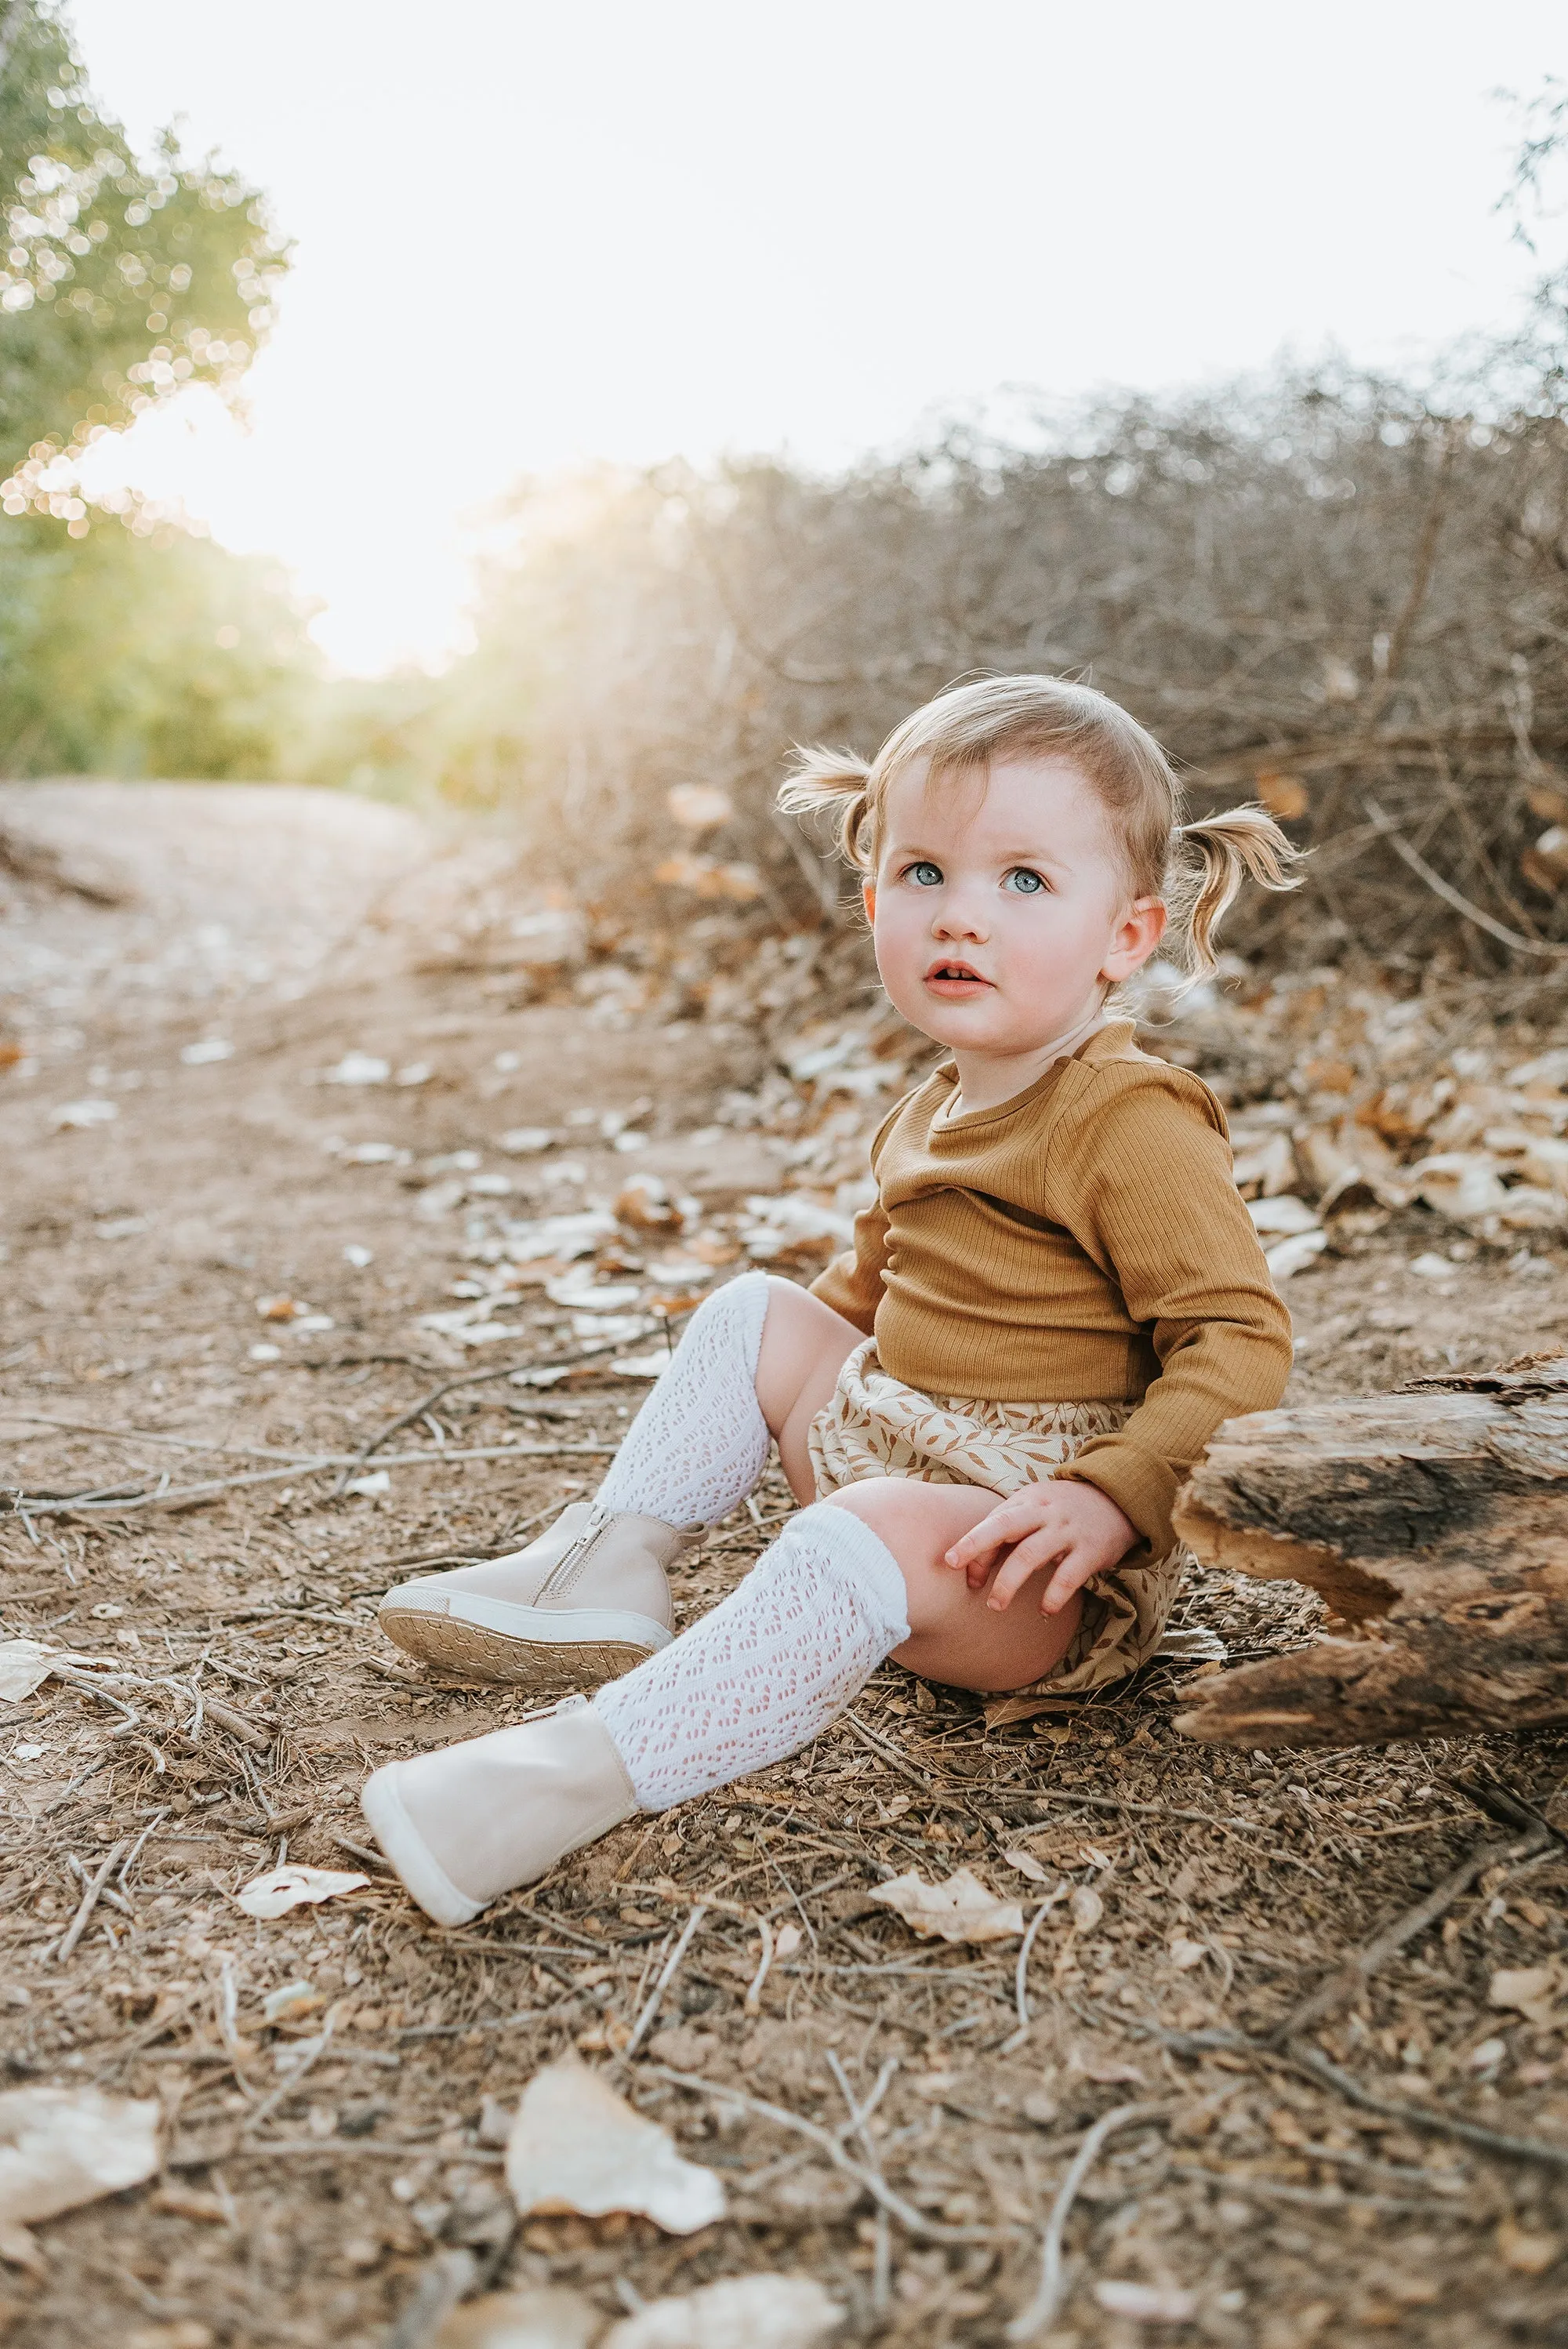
778, 674, 1303, 981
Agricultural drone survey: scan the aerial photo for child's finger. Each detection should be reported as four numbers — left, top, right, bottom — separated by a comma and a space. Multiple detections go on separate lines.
943, 1509, 1021, 1571
945, 1499, 1054, 1570
1039, 1550, 1098, 1616
985, 1530, 1071, 1611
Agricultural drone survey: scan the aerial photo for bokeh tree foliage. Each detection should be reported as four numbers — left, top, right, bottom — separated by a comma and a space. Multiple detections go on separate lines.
0, 0, 287, 492
0, 0, 310, 779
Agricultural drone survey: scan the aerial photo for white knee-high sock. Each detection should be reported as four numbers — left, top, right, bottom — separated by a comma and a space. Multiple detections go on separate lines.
595, 1269, 772, 1532
591, 1502, 909, 1810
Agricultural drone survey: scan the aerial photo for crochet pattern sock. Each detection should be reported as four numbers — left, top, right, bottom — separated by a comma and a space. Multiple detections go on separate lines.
595, 1269, 772, 1532
592, 1501, 910, 1810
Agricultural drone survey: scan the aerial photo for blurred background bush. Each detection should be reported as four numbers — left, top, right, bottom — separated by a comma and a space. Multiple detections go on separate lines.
4, 0, 1568, 981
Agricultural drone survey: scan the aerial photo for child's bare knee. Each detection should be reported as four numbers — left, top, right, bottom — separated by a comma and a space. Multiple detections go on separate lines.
823, 1479, 988, 1564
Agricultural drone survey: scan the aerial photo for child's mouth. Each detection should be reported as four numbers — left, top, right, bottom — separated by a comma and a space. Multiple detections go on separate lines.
924, 961, 991, 996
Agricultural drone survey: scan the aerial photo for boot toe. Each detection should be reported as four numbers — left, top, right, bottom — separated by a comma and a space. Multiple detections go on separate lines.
361, 1701, 640, 1926
361, 1763, 484, 1928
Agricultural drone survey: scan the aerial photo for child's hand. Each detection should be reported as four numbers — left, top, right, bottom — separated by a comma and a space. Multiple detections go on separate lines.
942, 1480, 1138, 1617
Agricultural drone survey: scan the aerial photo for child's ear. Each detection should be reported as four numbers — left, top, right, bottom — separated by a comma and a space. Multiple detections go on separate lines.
1101, 896, 1167, 982
862, 880, 877, 924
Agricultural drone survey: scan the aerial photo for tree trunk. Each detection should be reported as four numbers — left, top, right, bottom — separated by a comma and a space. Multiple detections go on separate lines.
1171, 1353, 1568, 1748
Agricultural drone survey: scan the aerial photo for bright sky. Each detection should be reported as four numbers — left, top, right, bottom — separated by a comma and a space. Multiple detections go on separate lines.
67, 0, 1565, 674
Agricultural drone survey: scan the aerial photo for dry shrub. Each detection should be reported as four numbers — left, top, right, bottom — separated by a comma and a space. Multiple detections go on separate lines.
428, 333, 1568, 981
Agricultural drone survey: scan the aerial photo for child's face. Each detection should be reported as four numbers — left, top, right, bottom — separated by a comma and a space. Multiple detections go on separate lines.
866, 754, 1166, 1065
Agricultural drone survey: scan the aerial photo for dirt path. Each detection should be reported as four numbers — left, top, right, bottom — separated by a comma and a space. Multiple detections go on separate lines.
2, 786, 1566, 2348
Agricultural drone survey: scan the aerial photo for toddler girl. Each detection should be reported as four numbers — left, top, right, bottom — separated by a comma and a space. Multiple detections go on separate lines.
364, 675, 1298, 1925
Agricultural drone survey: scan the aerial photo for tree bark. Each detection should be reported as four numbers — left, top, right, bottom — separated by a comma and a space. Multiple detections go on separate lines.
1171, 1353, 1568, 1748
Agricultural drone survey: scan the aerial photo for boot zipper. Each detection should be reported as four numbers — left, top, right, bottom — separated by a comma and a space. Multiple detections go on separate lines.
536, 1504, 612, 1603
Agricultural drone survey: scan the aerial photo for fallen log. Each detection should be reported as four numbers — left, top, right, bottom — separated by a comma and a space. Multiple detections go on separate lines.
1171, 1351, 1568, 1748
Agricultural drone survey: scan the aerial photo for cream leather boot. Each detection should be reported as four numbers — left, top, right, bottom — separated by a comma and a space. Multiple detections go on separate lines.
361, 1694, 639, 1926
376, 1501, 682, 1692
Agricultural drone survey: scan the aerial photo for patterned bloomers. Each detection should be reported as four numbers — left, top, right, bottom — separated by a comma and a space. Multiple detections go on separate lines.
808, 1338, 1187, 1696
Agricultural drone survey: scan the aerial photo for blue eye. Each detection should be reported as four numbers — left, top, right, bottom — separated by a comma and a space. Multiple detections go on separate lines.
909, 861, 942, 887
1006, 867, 1046, 895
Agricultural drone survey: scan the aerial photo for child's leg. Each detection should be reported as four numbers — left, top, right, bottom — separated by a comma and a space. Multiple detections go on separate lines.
599, 1270, 859, 1524
376, 1272, 861, 1688
595, 1482, 1080, 1812
364, 1477, 1087, 1926
366, 1497, 910, 1921
753, 1276, 864, 1502
825, 1481, 1084, 1693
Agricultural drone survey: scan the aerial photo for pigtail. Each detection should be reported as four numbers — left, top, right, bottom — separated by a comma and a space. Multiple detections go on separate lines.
778, 746, 877, 872
1172, 804, 1305, 978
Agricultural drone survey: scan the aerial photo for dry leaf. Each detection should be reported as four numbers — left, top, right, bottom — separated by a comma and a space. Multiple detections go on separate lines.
982, 1692, 1075, 1730
505, 2059, 725, 2235
1255, 769, 1308, 822
1168, 1935, 1207, 1971
0, 1640, 57, 1703
1488, 1962, 1567, 2029
1069, 1885, 1104, 1932
233, 1864, 368, 1921
665, 785, 736, 833
1070, 2049, 1146, 2085
869, 1868, 1025, 1944
430, 2285, 603, 2347
151, 2184, 230, 2224
1093, 2278, 1197, 2321
615, 1173, 682, 1233
261, 1980, 322, 2024
1247, 1193, 1320, 1236
1001, 1847, 1052, 1885
604, 2274, 845, 2349
50, 1098, 117, 1130
0, 2085, 160, 2268
1264, 1227, 1328, 1280
1080, 1843, 1116, 1871
654, 855, 762, 902
324, 1051, 390, 1086
1496, 2216, 1561, 2276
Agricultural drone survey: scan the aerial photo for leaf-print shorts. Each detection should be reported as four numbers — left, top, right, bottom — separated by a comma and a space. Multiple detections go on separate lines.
808, 1338, 1185, 1696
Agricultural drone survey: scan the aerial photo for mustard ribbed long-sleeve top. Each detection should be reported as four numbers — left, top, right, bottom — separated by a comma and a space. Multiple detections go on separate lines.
808, 1019, 1293, 1559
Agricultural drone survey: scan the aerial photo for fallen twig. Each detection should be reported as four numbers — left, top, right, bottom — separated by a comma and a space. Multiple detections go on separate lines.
1007, 2101, 1171, 2340
336, 1334, 633, 1490
243, 2017, 337, 2136
52, 1838, 128, 1962
1021, 1785, 1326, 1869
8, 1440, 619, 1518
1002, 1886, 1069, 2051
1149, 2025, 1568, 2172
742, 1915, 778, 2015
1365, 801, 1568, 959
843, 1712, 933, 1794
200, 1696, 276, 1753
645, 2062, 1007, 2243
117, 1808, 168, 1886
827, 2050, 898, 2311
1170, 2162, 1453, 2215
1285, 2042, 1568, 2173
1276, 1828, 1552, 2044
624, 1903, 709, 2058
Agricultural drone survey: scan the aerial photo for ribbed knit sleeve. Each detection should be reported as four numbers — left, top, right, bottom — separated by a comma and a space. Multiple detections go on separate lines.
809, 1197, 891, 1336
1046, 1066, 1294, 1556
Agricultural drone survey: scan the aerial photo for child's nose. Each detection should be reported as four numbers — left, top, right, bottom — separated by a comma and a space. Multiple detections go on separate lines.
933, 891, 987, 941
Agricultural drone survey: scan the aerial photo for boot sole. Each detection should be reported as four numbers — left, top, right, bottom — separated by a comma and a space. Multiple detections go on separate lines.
378, 1606, 656, 1691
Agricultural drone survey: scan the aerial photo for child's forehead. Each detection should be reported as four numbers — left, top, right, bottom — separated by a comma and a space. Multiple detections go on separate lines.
883, 753, 1105, 848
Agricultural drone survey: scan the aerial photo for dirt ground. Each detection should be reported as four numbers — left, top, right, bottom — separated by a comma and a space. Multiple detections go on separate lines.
2, 782, 1567, 2349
